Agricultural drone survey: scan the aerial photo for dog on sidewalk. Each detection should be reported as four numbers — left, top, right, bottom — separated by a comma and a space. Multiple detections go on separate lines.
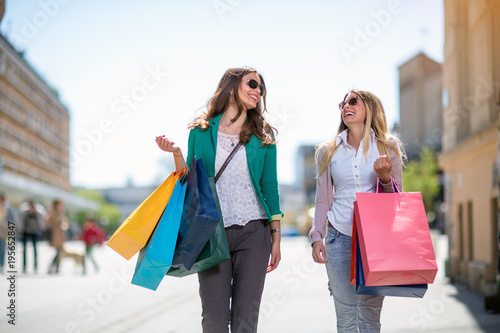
60, 249, 86, 274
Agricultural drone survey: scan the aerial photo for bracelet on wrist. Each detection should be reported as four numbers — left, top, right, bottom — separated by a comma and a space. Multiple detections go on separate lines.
271, 228, 281, 234
173, 153, 182, 157
379, 178, 391, 185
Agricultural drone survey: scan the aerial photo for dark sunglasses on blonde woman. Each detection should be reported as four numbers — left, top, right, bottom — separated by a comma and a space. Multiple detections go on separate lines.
247, 79, 264, 96
339, 96, 361, 110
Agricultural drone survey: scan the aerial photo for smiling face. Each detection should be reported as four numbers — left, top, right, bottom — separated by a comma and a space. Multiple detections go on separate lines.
236, 72, 263, 110
341, 92, 366, 127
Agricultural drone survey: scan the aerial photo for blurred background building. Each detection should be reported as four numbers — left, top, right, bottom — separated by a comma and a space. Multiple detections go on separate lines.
399, 52, 443, 159
398, 52, 446, 233
438, 0, 500, 296
100, 185, 156, 220
0, 29, 96, 214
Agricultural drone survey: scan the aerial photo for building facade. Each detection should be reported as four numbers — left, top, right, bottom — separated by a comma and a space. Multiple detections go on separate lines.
399, 52, 443, 159
0, 33, 96, 213
439, 0, 500, 296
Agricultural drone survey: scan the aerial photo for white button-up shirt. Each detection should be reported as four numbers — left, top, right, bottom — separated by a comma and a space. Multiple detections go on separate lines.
327, 129, 380, 236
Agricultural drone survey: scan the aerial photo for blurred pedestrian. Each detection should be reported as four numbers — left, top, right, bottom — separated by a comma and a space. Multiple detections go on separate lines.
156, 66, 283, 332
18, 201, 44, 274
81, 216, 105, 274
310, 89, 405, 332
46, 199, 69, 274
0, 194, 17, 274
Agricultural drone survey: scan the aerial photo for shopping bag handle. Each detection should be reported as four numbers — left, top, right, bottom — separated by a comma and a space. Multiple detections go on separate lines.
179, 167, 189, 184
376, 177, 399, 194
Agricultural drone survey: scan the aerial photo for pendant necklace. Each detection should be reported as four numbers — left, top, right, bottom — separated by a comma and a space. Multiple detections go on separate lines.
222, 119, 236, 147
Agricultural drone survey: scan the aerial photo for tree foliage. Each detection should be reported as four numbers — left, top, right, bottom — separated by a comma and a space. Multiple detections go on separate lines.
75, 189, 122, 235
402, 146, 440, 213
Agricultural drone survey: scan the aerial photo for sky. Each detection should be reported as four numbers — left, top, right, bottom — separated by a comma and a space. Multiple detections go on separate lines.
0, 0, 444, 188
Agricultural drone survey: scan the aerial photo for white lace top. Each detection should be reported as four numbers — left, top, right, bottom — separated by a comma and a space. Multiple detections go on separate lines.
215, 132, 267, 227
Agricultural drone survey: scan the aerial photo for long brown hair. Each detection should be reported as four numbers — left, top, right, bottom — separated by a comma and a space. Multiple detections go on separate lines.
188, 66, 276, 146
316, 89, 405, 176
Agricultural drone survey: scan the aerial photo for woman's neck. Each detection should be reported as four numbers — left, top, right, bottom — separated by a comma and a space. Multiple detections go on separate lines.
347, 125, 364, 151
221, 104, 247, 130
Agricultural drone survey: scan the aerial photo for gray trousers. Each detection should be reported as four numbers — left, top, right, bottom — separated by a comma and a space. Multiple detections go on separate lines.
198, 219, 272, 333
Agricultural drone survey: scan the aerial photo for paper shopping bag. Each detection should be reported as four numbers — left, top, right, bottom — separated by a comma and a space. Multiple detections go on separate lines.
107, 169, 185, 260
355, 190, 438, 286
167, 175, 229, 277
131, 180, 187, 290
355, 236, 427, 298
350, 207, 359, 286
167, 218, 229, 277
170, 157, 221, 271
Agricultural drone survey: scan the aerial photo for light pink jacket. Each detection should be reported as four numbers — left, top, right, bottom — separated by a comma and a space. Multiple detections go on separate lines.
309, 139, 403, 244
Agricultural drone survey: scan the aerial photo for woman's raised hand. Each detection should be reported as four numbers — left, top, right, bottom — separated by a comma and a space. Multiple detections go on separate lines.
373, 154, 391, 183
155, 135, 181, 154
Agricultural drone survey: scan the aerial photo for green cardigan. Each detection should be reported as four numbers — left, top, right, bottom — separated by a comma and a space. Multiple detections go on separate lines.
185, 114, 283, 222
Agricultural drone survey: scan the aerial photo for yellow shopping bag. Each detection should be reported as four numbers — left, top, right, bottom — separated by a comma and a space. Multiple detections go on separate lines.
107, 169, 186, 260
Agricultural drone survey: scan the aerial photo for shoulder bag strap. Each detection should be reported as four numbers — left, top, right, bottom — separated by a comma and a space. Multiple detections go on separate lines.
214, 141, 243, 183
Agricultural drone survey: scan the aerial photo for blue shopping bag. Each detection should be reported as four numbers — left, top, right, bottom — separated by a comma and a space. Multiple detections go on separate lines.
170, 157, 221, 271
167, 168, 230, 277
355, 237, 427, 298
131, 179, 187, 290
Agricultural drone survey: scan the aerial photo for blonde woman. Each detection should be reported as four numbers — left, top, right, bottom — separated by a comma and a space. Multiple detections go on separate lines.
310, 90, 405, 332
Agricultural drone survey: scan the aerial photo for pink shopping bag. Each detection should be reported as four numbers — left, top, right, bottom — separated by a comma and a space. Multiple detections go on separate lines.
355, 189, 438, 286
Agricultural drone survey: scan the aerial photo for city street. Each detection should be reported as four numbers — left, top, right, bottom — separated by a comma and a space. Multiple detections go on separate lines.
1, 233, 499, 333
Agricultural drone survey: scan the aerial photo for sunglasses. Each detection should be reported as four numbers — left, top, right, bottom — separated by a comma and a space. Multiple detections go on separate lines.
247, 79, 264, 96
339, 96, 361, 110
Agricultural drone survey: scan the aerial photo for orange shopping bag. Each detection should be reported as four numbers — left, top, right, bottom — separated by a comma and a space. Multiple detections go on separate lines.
107, 169, 185, 260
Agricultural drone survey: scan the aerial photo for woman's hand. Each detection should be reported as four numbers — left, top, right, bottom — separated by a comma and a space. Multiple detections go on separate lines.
156, 135, 181, 154
312, 241, 328, 264
373, 154, 392, 183
267, 222, 281, 273
156, 135, 187, 174
267, 239, 281, 273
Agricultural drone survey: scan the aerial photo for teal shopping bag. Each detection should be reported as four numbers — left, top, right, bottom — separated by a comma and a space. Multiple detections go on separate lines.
131, 179, 187, 290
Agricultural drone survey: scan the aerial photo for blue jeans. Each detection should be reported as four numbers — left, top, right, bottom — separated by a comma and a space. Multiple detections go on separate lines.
324, 224, 384, 333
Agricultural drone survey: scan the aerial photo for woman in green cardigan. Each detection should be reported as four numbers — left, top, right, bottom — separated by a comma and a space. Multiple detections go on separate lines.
156, 66, 283, 332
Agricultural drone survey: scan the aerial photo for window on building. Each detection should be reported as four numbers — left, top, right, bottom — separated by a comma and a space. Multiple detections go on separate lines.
492, 198, 499, 276
467, 201, 473, 261
459, 203, 464, 261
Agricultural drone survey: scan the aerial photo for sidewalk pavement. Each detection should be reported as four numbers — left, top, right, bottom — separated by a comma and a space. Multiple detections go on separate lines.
0, 232, 499, 332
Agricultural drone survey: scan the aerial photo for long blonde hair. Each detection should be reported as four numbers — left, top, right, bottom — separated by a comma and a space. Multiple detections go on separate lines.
316, 89, 405, 176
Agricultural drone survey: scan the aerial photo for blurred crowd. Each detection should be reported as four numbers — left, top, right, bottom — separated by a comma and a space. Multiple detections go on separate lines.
0, 193, 106, 275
